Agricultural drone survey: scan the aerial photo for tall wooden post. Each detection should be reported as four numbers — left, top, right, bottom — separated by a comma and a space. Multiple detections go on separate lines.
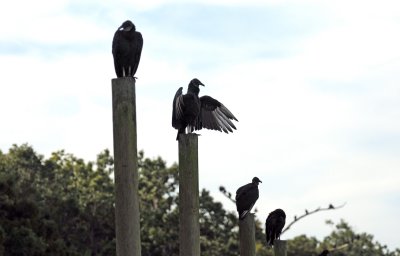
112, 77, 141, 256
178, 134, 200, 256
239, 214, 256, 256
274, 240, 287, 256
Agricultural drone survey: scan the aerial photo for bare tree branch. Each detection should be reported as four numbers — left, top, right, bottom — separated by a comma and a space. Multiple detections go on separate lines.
332, 243, 349, 251
319, 242, 350, 255
281, 203, 346, 234
219, 186, 236, 204
219, 185, 345, 236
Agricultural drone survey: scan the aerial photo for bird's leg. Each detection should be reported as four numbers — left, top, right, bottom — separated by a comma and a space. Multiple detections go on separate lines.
185, 126, 200, 136
128, 66, 132, 77
122, 67, 126, 77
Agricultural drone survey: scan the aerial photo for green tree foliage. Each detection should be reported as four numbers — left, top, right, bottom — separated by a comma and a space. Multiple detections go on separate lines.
319, 220, 400, 256
0, 144, 399, 256
138, 151, 179, 256
137, 151, 239, 256
0, 145, 115, 255
0, 145, 240, 255
256, 220, 400, 256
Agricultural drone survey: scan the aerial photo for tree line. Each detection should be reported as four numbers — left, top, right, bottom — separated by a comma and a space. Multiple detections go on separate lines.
0, 144, 398, 255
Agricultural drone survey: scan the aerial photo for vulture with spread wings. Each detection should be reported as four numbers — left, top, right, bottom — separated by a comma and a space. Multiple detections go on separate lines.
265, 208, 286, 246
235, 177, 262, 220
172, 78, 238, 140
112, 20, 143, 78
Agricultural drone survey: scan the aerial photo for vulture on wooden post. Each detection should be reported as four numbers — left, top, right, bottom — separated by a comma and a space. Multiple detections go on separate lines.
172, 78, 238, 140
265, 208, 286, 246
112, 20, 143, 78
235, 177, 262, 220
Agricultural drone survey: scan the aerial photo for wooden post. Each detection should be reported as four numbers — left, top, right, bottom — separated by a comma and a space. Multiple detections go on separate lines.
112, 77, 141, 256
274, 240, 287, 256
178, 134, 200, 256
239, 214, 256, 256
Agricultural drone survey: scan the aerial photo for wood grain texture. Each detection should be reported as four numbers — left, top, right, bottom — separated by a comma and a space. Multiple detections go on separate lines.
112, 77, 141, 256
239, 213, 256, 256
274, 240, 287, 256
178, 134, 200, 256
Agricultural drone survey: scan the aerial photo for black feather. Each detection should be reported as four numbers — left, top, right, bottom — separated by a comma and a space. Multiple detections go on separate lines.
235, 177, 261, 220
112, 20, 143, 78
172, 78, 238, 140
265, 209, 286, 246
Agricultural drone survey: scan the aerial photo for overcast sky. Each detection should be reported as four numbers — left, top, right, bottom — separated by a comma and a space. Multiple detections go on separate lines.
1, 0, 399, 250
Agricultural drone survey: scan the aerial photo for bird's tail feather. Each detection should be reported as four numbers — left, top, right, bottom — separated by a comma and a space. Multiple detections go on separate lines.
176, 128, 185, 140
239, 210, 249, 220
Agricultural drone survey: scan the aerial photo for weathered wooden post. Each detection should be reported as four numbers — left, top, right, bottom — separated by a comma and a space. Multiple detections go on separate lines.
239, 214, 256, 256
112, 77, 141, 256
274, 240, 287, 256
178, 133, 200, 256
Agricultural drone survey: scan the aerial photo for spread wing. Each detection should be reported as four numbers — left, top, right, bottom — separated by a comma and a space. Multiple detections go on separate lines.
196, 96, 238, 133
131, 31, 143, 76
172, 87, 184, 129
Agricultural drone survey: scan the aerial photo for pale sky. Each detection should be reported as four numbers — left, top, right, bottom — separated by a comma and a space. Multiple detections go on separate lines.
1, 0, 399, 250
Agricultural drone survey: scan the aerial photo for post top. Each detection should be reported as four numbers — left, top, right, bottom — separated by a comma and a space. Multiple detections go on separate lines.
112, 77, 136, 82
180, 133, 199, 138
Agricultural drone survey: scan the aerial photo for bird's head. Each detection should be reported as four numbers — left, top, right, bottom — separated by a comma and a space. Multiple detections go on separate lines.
274, 208, 286, 218
119, 20, 136, 31
252, 177, 262, 185
189, 78, 205, 88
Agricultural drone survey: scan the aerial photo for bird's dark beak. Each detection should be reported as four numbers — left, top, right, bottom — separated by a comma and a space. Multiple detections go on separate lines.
259, 180, 262, 183
200, 82, 205, 86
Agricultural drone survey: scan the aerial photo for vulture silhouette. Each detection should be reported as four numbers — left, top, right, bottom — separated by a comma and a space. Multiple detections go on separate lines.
265, 208, 286, 246
172, 78, 238, 140
112, 20, 143, 78
235, 177, 262, 220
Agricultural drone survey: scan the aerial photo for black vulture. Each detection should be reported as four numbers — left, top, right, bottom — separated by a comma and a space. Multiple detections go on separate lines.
318, 250, 330, 256
172, 78, 238, 140
235, 177, 262, 220
112, 20, 143, 78
265, 208, 286, 246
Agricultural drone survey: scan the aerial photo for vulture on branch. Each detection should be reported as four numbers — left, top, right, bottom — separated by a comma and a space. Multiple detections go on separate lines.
235, 177, 262, 220
265, 208, 286, 246
172, 78, 238, 140
112, 20, 143, 78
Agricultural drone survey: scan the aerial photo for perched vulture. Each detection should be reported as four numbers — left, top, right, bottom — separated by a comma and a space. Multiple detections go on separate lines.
112, 20, 143, 78
265, 208, 286, 246
235, 177, 262, 220
172, 78, 238, 140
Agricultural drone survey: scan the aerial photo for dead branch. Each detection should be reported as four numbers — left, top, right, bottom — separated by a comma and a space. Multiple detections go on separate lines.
281, 203, 346, 234
219, 186, 345, 236
219, 185, 236, 204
